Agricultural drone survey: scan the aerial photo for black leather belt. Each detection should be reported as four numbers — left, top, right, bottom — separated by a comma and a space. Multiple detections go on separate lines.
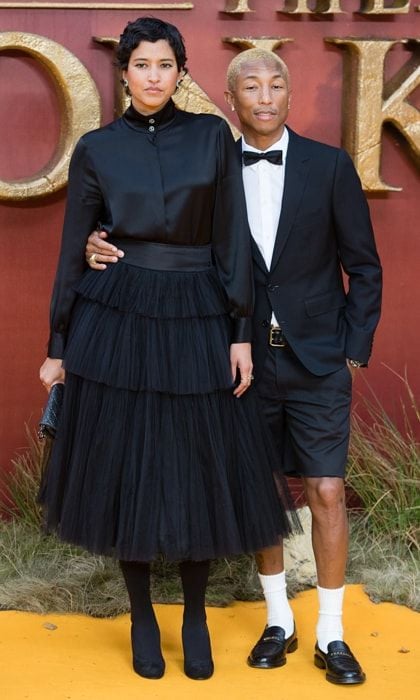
269, 326, 288, 347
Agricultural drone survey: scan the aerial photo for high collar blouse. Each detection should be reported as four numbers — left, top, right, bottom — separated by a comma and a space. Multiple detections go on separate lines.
48, 101, 253, 357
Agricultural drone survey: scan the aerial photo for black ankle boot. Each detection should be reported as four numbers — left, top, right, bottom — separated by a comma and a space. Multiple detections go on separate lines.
131, 622, 165, 679
182, 622, 214, 680
132, 655, 165, 680
120, 561, 165, 680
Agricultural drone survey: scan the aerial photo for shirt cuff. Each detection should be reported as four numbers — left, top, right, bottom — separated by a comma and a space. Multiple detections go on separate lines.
232, 317, 253, 344
47, 331, 65, 359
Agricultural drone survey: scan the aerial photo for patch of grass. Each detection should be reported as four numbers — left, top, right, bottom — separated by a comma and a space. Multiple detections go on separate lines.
0, 519, 127, 616
2, 427, 45, 529
345, 370, 419, 610
347, 369, 420, 548
348, 516, 419, 611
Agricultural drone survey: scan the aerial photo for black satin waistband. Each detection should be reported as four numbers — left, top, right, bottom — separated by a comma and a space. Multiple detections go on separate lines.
108, 239, 213, 272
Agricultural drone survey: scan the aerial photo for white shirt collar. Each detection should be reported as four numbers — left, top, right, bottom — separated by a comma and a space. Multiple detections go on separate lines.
241, 126, 289, 159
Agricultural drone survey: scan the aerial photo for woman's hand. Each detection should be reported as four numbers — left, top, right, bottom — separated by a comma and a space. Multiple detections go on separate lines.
231, 343, 254, 397
86, 230, 124, 270
40, 358, 65, 393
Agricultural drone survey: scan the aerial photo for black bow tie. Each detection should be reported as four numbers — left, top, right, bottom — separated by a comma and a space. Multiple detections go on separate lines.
243, 150, 283, 166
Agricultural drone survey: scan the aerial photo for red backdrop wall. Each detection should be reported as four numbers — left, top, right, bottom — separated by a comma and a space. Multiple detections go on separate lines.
0, 1, 419, 478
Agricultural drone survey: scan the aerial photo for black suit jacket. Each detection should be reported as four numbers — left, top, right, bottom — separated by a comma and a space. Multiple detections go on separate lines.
237, 128, 382, 377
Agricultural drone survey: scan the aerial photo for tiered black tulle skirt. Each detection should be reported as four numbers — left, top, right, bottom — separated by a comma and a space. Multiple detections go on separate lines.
40, 243, 298, 561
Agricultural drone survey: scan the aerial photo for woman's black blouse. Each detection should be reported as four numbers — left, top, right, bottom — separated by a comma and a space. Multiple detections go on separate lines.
48, 100, 254, 358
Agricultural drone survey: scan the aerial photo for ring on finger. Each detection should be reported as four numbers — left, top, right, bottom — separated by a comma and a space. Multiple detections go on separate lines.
88, 253, 97, 264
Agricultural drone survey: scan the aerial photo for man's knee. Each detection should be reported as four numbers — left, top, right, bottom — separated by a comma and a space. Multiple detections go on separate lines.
304, 477, 345, 512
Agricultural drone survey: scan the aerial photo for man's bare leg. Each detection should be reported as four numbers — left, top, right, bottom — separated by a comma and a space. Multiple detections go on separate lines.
254, 542, 294, 637
304, 476, 348, 652
254, 477, 348, 648
247, 541, 296, 668
255, 542, 284, 575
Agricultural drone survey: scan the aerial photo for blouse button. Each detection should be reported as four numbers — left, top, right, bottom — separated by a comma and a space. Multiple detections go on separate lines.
149, 118, 155, 124
148, 125, 155, 132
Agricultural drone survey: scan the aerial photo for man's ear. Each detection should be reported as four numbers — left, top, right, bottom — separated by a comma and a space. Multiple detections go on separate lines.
224, 91, 235, 112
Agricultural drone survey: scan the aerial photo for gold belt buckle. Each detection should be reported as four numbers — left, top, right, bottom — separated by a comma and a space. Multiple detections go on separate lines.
269, 326, 287, 347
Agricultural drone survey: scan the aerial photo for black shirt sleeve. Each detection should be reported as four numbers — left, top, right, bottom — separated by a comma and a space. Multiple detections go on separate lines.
211, 120, 254, 343
48, 137, 104, 358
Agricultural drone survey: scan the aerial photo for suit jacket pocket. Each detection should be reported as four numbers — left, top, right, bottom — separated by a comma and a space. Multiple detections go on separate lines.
304, 289, 346, 317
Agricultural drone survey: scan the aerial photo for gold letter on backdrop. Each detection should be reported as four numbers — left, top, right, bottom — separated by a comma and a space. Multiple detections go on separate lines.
223, 0, 254, 12
223, 37, 294, 52
326, 37, 420, 191
0, 32, 101, 201
360, 0, 410, 13
279, 0, 344, 13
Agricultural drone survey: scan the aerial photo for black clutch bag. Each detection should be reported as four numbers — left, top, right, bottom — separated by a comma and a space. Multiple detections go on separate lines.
38, 382, 65, 439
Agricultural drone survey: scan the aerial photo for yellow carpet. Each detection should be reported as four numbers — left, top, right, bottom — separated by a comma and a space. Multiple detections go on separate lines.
1, 585, 418, 700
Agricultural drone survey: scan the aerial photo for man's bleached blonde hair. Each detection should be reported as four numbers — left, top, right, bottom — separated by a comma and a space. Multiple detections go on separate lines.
226, 48, 290, 92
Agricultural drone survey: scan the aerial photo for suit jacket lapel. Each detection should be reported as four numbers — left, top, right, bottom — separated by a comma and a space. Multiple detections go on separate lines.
235, 138, 269, 274
270, 128, 311, 272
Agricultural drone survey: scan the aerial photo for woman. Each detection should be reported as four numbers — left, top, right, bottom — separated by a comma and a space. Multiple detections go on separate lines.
39, 17, 297, 681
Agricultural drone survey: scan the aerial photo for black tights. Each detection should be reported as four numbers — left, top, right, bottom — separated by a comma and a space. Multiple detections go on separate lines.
179, 560, 211, 662
120, 559, 211, 667
120, 560, 162, 670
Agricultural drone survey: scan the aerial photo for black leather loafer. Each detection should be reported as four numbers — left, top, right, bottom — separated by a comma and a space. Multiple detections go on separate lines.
247, 625, 298, 669
314, 641, 366, 685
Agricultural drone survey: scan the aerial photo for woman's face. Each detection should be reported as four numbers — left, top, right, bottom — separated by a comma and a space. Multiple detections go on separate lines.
123, 40, 182, 115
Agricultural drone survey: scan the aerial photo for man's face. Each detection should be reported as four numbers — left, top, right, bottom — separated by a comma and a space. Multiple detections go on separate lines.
226, 60, 290, 144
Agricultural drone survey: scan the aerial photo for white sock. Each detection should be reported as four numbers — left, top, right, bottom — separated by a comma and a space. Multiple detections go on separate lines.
258, 571, 294, 638
316, 585, 344, 653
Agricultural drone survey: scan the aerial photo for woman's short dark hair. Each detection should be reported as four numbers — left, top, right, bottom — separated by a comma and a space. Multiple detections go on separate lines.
116, 16, 187, 72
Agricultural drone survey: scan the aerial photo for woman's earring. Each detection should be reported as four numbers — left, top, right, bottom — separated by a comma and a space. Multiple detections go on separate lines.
231, 105, 235, 112
122, 78, 131, 97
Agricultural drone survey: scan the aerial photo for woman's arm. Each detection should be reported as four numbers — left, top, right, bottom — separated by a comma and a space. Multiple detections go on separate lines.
48, 136, 104, 359
211, 119, 254, 345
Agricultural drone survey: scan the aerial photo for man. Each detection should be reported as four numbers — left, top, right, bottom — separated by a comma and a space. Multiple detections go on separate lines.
85, 49, 382, 685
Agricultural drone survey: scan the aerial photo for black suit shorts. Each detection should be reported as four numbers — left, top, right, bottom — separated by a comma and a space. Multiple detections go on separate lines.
256, 346, 352, 478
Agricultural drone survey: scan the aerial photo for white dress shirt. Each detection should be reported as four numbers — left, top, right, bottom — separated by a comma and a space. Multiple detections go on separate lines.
241, 127, 289, 327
